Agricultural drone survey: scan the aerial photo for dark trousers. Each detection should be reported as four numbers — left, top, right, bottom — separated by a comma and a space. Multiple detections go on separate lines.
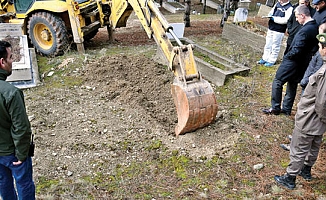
271, 78, 298, 113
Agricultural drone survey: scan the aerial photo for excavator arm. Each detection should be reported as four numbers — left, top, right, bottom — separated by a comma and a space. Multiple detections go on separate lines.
108, 0, 218, 135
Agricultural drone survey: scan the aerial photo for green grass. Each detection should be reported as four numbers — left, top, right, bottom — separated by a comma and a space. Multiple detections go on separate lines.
193, 51, 227, 70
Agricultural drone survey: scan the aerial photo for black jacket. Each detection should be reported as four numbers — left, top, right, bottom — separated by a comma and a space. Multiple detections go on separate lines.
313, 6, 326, 25
287, 4, 315, 45
276, 20, 319, 82
300, 51, 324, 87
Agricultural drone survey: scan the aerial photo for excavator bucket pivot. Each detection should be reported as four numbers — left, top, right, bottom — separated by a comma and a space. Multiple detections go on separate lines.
171, 78, 218, 136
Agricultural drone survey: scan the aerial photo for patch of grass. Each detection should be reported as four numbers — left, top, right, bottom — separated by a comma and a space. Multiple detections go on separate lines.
146, 140, 162, 150
241, 179, 255, 187
168, 155, 191, 179
36, 176, 60, 194
193, 51, 227, 70
279, 159, 289, 168
216, 179, 228, 188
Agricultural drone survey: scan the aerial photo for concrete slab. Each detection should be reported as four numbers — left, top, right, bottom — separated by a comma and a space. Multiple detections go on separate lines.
257, 4, 272, 17
6, 36, 32, 81
155, 37, 250, 87
222, 23, 286, 61
206, 0, 220, 10
183, 38, 250, 86
162, 2, 185, 13
0, 23, 40, 88
9, 48, 40, 89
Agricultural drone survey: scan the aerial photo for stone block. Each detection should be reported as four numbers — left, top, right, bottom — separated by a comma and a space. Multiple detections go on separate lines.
222, 23, 286, 61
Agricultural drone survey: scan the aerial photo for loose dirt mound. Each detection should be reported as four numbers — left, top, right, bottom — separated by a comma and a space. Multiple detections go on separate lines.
83, 54, 176, 134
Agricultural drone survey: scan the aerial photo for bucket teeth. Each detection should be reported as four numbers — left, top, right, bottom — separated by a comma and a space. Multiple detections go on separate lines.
171, 78, 218, 136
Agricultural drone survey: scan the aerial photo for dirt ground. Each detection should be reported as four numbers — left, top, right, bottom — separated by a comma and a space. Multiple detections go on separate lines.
22, 8, 313, 199
28, 12, 236, 179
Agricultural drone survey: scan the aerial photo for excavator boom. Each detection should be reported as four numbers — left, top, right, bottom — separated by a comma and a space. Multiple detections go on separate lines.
109, 0, 218, 135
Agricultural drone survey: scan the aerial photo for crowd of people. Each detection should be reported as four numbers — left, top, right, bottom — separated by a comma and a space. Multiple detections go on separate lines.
258, 0, 326, 190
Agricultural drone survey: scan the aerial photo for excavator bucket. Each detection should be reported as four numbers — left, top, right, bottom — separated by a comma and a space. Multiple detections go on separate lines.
171, 78, 218, 136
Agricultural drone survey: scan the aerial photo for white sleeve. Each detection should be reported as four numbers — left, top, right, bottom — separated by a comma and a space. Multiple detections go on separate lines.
273, 6, 293, 24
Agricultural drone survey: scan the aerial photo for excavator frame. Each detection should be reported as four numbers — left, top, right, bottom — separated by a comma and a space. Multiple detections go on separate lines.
0, 0, 112, 56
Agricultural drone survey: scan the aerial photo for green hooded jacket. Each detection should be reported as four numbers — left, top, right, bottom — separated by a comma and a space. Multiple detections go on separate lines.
0, 68, 32, 161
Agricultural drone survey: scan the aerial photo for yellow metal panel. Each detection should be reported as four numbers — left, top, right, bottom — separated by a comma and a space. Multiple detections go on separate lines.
8, 19, 24, 24
66, 0, 84, 44
109, 0, 129, 28
17, 1, 69, 18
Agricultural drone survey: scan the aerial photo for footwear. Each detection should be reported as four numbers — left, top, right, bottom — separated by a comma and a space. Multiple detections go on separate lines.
299, 165, 312, 181
257, 59, 266, 64
262, 108, 280, 115
280, 144, 290, 151
274, 173, 296, 189
287, 135, 292, 141
281, 110, 291, 116
264, 62, 275, 67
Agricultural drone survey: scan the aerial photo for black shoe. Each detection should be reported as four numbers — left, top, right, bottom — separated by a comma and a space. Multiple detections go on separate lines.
281, 110, 291, 116
262, 108, 280, 115
299, 165, 312, 181
280, 144, 290, 151
274, 173, 296, 189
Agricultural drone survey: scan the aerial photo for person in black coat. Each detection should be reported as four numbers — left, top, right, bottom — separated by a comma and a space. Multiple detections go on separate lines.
263, 5, 319, 116
300, 23, 326, 94
312, 0, 326, 25
284, 0, 315, 55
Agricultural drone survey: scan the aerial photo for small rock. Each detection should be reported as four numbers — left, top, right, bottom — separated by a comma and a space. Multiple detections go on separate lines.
47, 71, 54, 77
253, 163, 264, 170
28, 115, 35, 121
67, 171, 73, 176
199, 192, 208, 198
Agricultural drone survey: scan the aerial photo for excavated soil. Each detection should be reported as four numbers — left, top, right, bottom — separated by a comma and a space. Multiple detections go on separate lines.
27, 16, 236, 180
23, 11, 278, 198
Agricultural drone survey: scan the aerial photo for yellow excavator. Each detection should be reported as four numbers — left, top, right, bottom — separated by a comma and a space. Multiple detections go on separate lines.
0, 0, 218, 135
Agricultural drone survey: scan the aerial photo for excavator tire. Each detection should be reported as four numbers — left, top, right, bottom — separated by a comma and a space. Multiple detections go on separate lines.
171, 78, 218, 136
27, 12, 69, 56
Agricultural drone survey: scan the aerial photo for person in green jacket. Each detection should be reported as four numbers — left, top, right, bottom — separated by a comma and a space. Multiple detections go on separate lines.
0, 40, 35, 199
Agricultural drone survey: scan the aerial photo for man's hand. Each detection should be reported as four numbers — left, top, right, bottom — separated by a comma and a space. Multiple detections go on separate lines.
13, 160, 23, 165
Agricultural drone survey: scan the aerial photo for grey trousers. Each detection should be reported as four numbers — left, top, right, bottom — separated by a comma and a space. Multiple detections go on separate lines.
286, 127, 323, 176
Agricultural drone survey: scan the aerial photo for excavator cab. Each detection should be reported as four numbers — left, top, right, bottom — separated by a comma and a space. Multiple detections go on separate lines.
13, 0, 33, 13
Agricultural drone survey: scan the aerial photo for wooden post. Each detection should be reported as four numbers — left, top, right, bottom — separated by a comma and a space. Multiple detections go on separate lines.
202, 0, 206, 14
184, 0, 191, 27
107, 25, 114, 42
76, 43, 85, 54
